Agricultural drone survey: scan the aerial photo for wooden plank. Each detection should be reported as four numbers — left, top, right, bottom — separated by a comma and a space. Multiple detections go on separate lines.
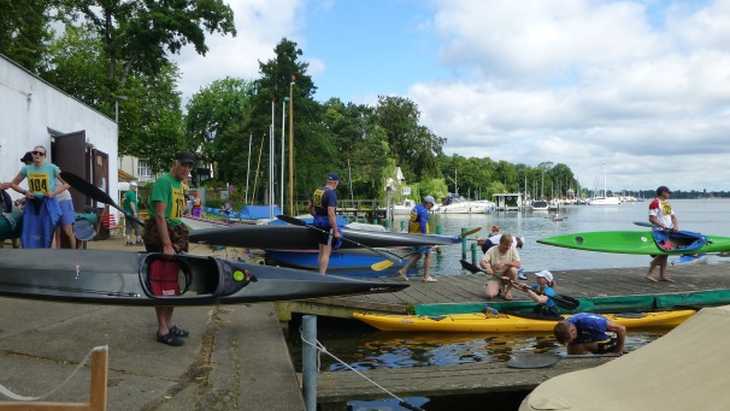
317, 357, 612, 403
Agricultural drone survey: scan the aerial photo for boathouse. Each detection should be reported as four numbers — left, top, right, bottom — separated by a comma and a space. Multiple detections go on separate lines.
0, 53, 118, 214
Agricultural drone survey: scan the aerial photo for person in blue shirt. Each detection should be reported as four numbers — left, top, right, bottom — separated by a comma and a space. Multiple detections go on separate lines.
397, 195, 437, 282
515, 270, 559, 318
310, 173, 341, 275
554, 313, 626, 355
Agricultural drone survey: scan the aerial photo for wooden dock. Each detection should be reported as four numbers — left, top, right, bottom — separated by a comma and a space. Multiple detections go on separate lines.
276, 263, 730, 320
316, 356, 612, 409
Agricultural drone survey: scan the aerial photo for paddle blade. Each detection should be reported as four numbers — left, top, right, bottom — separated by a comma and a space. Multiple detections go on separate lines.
61, 171, 119, 209
460, 259, 480, 273
370, 259, 394, 272
633, 221, 654, 229
554, 294, 580, 310
460, 227, 482, 238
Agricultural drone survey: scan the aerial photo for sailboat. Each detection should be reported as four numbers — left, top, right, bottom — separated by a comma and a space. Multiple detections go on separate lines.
587, 168, 621, 206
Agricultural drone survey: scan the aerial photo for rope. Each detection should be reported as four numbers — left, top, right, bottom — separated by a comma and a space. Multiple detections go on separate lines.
300, 330, 424, 411
0, 345, 107, 401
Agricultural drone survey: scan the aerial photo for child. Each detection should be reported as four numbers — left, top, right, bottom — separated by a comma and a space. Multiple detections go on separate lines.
518, 270, 559, 318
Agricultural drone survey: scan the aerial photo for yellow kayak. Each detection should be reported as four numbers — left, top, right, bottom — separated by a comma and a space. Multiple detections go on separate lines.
352, 310, 696, 333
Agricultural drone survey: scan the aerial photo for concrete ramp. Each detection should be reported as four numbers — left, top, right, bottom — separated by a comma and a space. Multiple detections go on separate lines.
520, 306, 730, 411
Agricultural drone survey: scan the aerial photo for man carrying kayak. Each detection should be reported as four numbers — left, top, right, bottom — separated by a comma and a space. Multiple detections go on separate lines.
397, 195, 438, 282
647, 185, 678, 283
553, 313, 626, 355
310, 173, 341, 275
481, 234, 521, 299
143, 152, 195, 346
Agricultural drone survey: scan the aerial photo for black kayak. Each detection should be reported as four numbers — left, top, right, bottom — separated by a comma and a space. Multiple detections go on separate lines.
189, 224, 460, 249
0, 249, 408, 306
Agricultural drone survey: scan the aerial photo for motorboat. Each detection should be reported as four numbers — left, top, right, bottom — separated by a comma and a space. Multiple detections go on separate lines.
433, 195, 495, 214
530, 200, 549, 211
587, 196, 622, 206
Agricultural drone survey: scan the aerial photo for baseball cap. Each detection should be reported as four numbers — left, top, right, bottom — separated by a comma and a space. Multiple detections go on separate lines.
327, 173, 340, 181
423, 195, 436, 206
175, 152, 196, 166
656, 186, 671, 196
534, 270, 554, 282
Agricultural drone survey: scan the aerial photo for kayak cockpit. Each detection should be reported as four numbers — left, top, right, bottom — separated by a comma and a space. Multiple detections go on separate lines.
652, 230, 707, 253
139, 254, 255, 301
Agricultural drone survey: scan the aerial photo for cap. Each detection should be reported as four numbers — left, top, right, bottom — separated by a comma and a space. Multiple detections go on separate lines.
656, 186, 671, 196
534, 270, 554, 282
327, 173, 340, 181
423, 195, 436, 206
20, 152, 33, 164
175, 152, 196, 166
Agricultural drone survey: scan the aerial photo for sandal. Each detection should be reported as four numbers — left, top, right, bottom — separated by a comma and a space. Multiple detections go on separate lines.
157, 332, 185, 346
169, 325, 190, 338
423, 276, 438, 283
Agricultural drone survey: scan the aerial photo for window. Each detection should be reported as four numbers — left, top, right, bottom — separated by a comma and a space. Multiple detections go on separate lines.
137, 160, 152, 179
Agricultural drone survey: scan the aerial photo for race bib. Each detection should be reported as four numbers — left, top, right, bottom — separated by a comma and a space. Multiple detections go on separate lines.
170, 186, 184, 218
312, 188, 325, 207
27, 172, 50, 194
660, 200, 672, 216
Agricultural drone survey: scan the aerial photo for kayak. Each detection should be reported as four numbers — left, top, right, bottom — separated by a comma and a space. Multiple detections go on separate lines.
189, 224, 460, 250
265, 248, 407, 277
414, 288, 730, 316
537, 230, 730, 255
0, 249, 408, 306
353, 310, 696, 333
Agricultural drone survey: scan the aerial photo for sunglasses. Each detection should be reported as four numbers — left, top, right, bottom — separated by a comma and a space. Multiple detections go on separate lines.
31, 151, 46, 156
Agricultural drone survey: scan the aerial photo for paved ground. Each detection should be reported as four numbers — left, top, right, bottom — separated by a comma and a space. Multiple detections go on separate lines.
0, 238, 304, 411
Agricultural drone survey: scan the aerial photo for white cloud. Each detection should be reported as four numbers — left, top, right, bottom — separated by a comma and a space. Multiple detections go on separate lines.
173, 0, 303, 101
410, 0, 730, 190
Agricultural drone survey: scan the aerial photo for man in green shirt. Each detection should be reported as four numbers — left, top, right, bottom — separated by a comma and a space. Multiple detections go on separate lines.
143, 152, 195, 346
122, 182, 141, 245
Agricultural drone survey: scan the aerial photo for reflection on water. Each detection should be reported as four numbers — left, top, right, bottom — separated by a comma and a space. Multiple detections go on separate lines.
392, 199, 730, 274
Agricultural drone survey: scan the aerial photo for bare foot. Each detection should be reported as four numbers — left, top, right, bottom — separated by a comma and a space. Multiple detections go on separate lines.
502, 291, 513, 300
660, 277, 675, 283
646, 275, 659, 283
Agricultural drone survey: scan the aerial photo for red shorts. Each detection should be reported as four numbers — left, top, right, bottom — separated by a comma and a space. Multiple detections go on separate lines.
149, 259, 180, 296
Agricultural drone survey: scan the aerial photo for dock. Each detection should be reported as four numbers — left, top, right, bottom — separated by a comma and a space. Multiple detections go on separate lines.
276, 263, 730, 320
316, 356, 612, 409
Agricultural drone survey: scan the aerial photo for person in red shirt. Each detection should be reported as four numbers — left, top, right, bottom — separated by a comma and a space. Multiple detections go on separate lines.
647, 186, 678, 282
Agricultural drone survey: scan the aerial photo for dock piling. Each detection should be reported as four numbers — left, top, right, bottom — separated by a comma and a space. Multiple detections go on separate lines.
461, 227, 467, 260
471, 242, 479, 266
302, 315, 318, 411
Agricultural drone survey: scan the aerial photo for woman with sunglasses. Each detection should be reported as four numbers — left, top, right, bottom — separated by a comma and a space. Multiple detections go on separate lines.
4, 145, 69, 248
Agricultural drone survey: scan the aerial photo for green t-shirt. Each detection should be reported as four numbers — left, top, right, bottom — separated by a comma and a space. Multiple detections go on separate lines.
20, 163, 61, 196
122, 191, 139, 215
148, 173, 184, 225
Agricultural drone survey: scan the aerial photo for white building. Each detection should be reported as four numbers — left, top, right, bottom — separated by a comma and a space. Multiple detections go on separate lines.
0, 53, 118, 213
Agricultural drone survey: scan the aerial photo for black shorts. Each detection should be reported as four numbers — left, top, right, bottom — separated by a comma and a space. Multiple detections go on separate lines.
595, 337, 619, 354
317, 226, 335, 246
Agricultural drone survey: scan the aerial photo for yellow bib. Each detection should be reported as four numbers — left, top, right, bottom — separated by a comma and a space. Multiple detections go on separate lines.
170, 186, 184, 219
27, 172, 50, 194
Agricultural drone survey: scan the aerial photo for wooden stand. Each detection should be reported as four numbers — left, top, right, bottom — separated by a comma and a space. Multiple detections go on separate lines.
0, 346, 108, 411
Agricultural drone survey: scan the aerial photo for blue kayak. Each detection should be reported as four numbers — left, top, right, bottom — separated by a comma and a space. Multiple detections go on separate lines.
264, 249, 407, 278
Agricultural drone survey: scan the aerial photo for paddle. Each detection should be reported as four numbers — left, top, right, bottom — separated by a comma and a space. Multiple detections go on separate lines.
61, 171, 144, 227
634, 221, 661, 229
276, 215, 403, 271
460, 227, 482, 238
460, 259, 579, 310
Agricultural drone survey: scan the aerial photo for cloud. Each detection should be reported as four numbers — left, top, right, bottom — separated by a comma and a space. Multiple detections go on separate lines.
173, 0, 303, 101
410, 0, 730, 190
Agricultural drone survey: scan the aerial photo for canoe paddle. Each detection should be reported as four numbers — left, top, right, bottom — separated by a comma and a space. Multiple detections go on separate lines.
61, 171, 144, 227
276, 215, 403, 271
459, 259, 579, 310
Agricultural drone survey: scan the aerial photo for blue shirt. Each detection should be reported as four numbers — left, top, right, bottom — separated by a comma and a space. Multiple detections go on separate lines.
568, 313, 609, 343
20, 163, 61, 196
532, 285, 557, 310
408, 204, 430, 234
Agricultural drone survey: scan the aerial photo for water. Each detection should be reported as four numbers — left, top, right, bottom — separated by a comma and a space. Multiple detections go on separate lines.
399, 199, 730, 274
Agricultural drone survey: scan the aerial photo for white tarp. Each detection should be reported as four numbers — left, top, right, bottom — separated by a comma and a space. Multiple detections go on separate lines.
520, 306, 730, 411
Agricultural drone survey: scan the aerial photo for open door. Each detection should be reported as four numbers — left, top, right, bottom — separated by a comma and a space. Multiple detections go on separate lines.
92, 148, 111, 240
51, 130, 88, 211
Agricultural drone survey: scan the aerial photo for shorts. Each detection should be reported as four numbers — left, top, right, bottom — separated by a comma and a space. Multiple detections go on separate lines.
412, 246, 432, 255
148, 259, 180, 296
143, 219, 189, 253
315, 225, 335, 246
595, 337, 619, 354
59, 200, 75, 226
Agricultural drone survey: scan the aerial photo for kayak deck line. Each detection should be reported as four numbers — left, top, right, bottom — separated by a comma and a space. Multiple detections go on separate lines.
276, 263, 730, 321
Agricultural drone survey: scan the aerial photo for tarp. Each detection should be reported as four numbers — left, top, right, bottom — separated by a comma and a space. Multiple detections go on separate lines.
520, 306, 730, 411
239, 205, 282, 220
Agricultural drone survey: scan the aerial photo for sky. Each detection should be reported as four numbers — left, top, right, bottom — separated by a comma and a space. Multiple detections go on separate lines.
173, 0, 730, 191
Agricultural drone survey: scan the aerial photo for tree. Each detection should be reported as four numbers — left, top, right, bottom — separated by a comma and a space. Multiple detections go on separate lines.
375, 96, 445, 181
0, 0, 56, 72
185, 78, 255, 182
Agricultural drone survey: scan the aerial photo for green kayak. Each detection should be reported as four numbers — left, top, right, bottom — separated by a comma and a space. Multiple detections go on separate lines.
537, 230, 730, 255
414, 288, 730, 316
